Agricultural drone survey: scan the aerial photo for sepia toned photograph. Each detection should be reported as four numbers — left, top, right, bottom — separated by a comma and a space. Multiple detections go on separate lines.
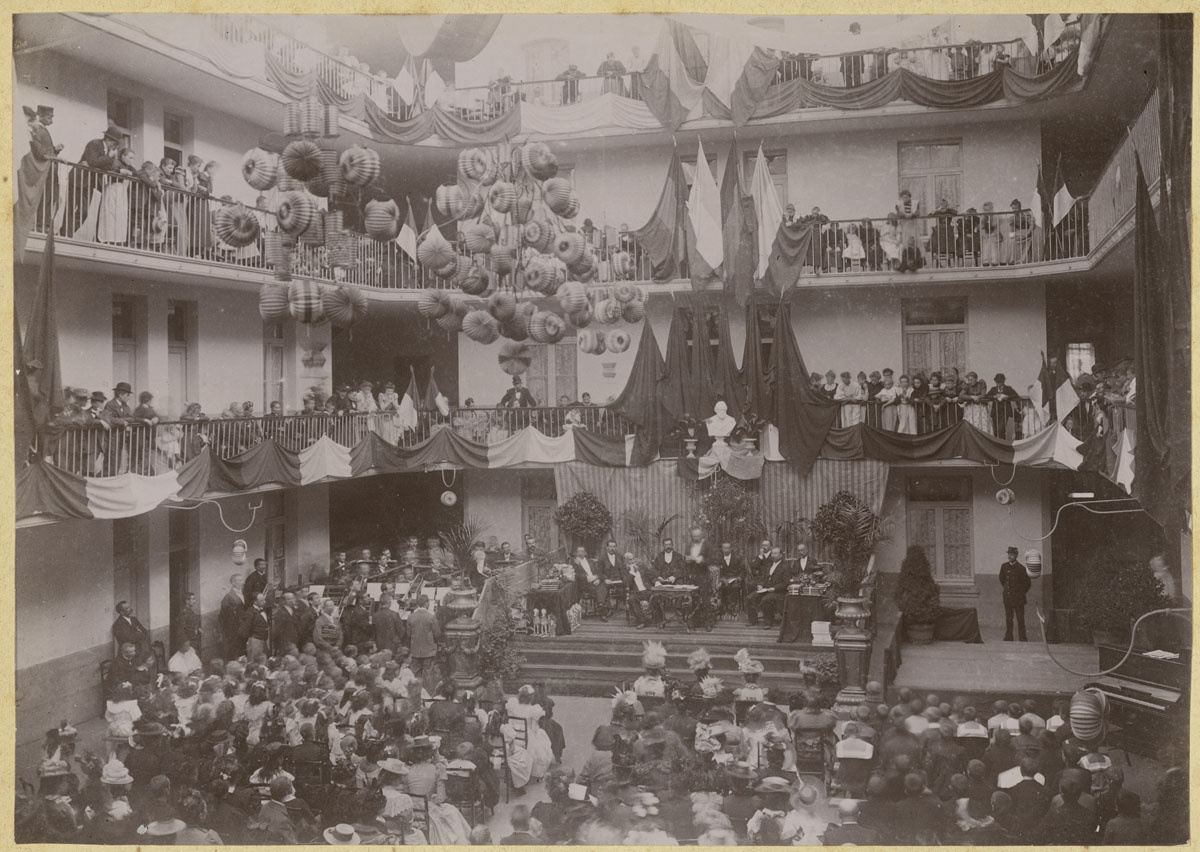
11, 10, 1191, 845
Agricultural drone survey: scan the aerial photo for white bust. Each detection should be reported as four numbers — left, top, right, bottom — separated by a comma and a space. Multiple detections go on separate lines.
706, 401, 735, 441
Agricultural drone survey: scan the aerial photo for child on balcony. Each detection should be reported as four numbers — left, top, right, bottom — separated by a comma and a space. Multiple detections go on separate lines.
880, 213, 903, 270
895, 375, 917, 435
876, 374, 899, 431
899, 236, 925, 272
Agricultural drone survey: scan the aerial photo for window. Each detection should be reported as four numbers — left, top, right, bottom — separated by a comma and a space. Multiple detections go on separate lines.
525, 339, 576, 405
167, 301, 194, 418
906, 476, 973, 582
898, 140, 962, 216
112, 296, 141, 392
743, 149, 788, 208
163, 111, 190, 168
1065, 342, 1096, 379
264, 322, 286, 412
902, 296, 967, 379
106, 91, 138, 147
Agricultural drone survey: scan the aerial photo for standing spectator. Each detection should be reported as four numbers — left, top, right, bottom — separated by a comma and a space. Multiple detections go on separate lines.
894, 188, 923, 248
111, 600, 150, 660
597, 52, 627, 95
218, 574, 245, 660
64, 121, 122, 237
876, 372, 899, 431
1006, 198, 1035, 264
312, 598, 343, 652
929, 197, 959, 266
243, 558, 270, 607
103, 382, 135, 475
556, 64, 586, 104
985, 373, 1020, 439
373, 592, 406, 655
270, 591, 300, 655
879, 213, 903, 269
175, 591, 201, 655
834, 371, 866, 426
19, 104, 63, 235
999, 547, 1031, 641
242, 592, 270, 660
627, 45, 645, 99
895, 375, 917, 434
408, 595, 441, 680
131, 391, 160, 474
97, 146, 136, 245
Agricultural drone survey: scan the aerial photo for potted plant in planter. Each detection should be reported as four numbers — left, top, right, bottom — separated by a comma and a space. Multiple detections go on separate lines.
896, 545, 940, 644
1076, 552, 1170, 646
693, 477, 766, 553
669, 414, 702, 457
553, 491, 613, 554
809, 490, 892, 613
741, 412, 769, 450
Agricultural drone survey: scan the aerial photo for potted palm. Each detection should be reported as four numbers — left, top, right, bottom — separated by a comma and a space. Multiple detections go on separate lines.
553, 491, 613, 554
896, 545, 940, 644
809, 490, 891, 613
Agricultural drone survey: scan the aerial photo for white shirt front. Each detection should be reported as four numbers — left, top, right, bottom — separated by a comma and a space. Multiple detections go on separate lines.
578, 558, 595, 582
607, 553, 620, 570
630, 567, 647, 592
661, 551, 674, 564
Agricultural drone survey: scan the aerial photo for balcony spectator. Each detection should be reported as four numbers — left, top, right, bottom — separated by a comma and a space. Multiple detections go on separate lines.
959, 206, 981, 265
899, 236, 925, 272
986, 373, 1020, 438
131, 391, 160, 474
499, 375, 536, 409
94, 147, 136, 246
879, 213, 903, 270
627, 45, 645, 99
875, 373, 899, 431
835, 371, 866, 426
580, 218, 600, 248
976, 201, 1003, 266
819, 370, 838, 399
842, 223, 866, 269
910, 373, 931, 433
597, 52, 627, 96
782, 203, 797, 226
857, 218, 885, 270
64, 120, 122, 237
20, 104, 62, 233
1006, 199, 1035, 264
133, 160, 167, 249
926, 372, 954, 430
556, 63, 586, 104
894, 188, 923, 247
351, 380, 378, 413
895, 375, 917, 435
929, 197, 959, 267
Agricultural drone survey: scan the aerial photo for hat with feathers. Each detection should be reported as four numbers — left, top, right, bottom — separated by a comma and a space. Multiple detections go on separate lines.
642, 640, 667, 670
734, 648, 764, 675
687, 648, 712, 673
699, 675, 724, 698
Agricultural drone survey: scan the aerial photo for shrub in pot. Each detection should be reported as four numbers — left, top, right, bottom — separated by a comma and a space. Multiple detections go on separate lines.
1076, 552, 1170, 645
896, 545, 940, 644
553, 491, 613, 554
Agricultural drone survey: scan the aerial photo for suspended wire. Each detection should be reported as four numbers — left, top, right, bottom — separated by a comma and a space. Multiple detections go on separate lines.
1035, 605, 1192, 677
988, 462, 1017, 486
163, 497, 264, 533
1007, 498, 1145, 542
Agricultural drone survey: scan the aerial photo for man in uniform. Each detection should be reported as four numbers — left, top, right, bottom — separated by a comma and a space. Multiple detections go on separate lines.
1000, 546, 1031, 641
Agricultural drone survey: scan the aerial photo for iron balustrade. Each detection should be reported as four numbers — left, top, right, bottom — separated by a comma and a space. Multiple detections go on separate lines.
1087, 89, 1162, 252
827, 397, 1034, 441
774, 37, 1039, 87
450, 73, 639, 120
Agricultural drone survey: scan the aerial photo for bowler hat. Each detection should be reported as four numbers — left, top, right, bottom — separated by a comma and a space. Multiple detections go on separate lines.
90, 391, 108, 403
37, 105, 54, 118
102, 121, 126, 143
113, 382, 133, 395
70, 387, 90, 400
1007, 546, 1019, 555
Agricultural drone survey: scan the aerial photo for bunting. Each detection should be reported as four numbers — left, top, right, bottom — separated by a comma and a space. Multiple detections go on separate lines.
720, 137, 758, 303
633, 152, 690, 282
638, 19, 707, 130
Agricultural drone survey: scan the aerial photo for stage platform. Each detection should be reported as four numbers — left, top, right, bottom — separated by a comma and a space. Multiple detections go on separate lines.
514, 618, 828, 698
894, 640, 1098, 701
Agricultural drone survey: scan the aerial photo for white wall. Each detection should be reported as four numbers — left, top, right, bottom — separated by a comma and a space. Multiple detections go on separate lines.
462, 469, 525, 543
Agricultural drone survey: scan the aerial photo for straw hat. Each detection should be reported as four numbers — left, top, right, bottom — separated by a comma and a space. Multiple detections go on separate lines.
145, 818, 186, 836
323, 823, 361, 845
101, 756, 134, 786
735, 648, 764, 675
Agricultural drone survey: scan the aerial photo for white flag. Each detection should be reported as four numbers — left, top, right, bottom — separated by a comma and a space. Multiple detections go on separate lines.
687, 137, 724, 271
749, 144, 784, 279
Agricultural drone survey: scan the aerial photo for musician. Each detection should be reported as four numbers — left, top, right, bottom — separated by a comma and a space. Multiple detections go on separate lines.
717, 541, 746, 613
653, 537, 681, 583
747, 546, 794, 627
624, 557, 659, 629
685, 527, 718, 632
573, 546, 608, 620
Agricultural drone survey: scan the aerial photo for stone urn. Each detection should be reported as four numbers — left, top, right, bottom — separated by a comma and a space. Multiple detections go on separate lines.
684, 436, 699, 458
442, 578, 480, 621
445, 615, 483, 690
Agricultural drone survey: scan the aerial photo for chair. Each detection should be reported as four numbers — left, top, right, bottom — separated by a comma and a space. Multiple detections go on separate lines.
408, 793, 430, 833
290, 758, 331, 810
98, 659, 113, 713
830, 756, 875, 798
505, 716, 529, 749
151, 640, 167, 675
793, 733, 832, 787
445, 768, 485, 824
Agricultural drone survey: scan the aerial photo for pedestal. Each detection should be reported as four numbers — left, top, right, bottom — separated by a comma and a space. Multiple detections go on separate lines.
445, 616, 483, 691
833, 625, 871, 715
684, 436, 698, 458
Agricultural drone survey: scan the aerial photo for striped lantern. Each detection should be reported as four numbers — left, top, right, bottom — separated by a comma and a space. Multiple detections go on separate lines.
300, 97, 323, 136
554, 232, 587, 266
490, 244, 517, 275
497, 224, 520, 248
498, 342, 533, 376
417, 227, 456, 270
418, 289, 451, 319
556, 280, 588, 314
322, 285, 369, 329
559, 193, 581, 219
508, 302, 536, 340
264, 232, 294, 267
488, 291, 517, 322
462, 310, 500, 344
595, 298, 623, 325
607, 329, 632, 354
434, 256, 461, 280
568, 250, 596, 277
463, 223, 494, 254
306, 172, 330, 199
522, 141, 558, 181
542, 177, 572, 210
460, 262, 488, 296
578, 329, 606, 355
340, 146, 381, 187
436, 310, 464, 333
567, 306, 594, 329
242, 148, 280, 191
613, 282, 639, 303
321, 104, 339, 138
543, 312, 568, 344
622, 299, 646, 324
287, 279, 326, 325
283, 101, 302, 136
458, 191, 486, 219
524, 258, 556, 294
435, 184, 461, 217
528, 310, 552, 344
1025, 550, 1043, 579
488, 181, 517, 213
281, 140, 323, 181
258, 283, 291, 321
522, 220, 549, 253
298, 210, 326, 246
510, 195, 534, 225
1069, 689, 1107, 742
364, 199, 401, 241
612, 253, 635, 282
458, 148, 488, 180
277, 191, 317, 237
213, 205, 261, 248
276, 175, 304, 193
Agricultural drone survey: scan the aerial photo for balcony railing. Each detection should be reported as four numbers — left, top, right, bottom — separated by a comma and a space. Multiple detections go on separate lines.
1088, 89, 1162, 252
36, 407, 632, 479
776, 37, 1039, 87
827, 397, 1033, 441
450, 73, 639, 121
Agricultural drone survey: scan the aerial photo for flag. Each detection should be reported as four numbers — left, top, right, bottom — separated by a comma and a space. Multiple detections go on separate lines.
1029, 352, 1047, 416
23, 228, 63, 431
698, 27, 783, 125
639, 19, 706, 130
632, 153, 689, 282
1036, 350, 1076, 422
719, 136, 757, 303
393, 55, 416, 106
1029, 163, 1044, 229
1050, 155, 1074, 226
396, 197, 418, 262
420, 366, 441, 412
423, 61, 446, 109
749, 144, 783, 279
397, 368, 418, 432
686, 137, 723, 273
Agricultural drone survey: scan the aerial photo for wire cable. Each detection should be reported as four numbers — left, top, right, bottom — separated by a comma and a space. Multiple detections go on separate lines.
1035, 605, 1192, 677
1007, 498, 1145, 542
163, 497, 264, 533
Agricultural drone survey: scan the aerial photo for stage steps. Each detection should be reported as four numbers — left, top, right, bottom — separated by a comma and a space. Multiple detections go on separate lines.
512, 618, 831, 698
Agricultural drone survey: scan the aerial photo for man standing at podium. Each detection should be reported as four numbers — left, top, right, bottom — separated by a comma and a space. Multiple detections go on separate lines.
685, 527, 718, 632
1000, 546, 1031, 641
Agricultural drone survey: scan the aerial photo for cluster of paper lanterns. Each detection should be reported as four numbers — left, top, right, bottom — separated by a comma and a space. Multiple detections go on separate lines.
1068, 688, 1108, 742
258, 280, 369, 330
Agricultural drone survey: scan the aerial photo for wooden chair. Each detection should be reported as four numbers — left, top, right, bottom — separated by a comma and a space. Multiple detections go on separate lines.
445, 767, 485, 824
98, 659, 114, 713
289, 758, 331, 811
408, 793, 430, 834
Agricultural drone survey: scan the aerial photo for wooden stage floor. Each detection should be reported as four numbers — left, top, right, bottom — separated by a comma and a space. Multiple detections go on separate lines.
894, 640, 1098, 697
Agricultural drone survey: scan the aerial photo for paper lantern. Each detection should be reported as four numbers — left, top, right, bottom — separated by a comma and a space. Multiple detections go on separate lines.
321, 104, 339, 138
1069, 689, 1107, 742
488, 291, 517, 322
288, 279, 326, 325
463, 223, 494, 253
524, 258, 556, 294
258, 283, 290, 320
497, 224, 520, 248
528, 310, 551, 344
489, 181, 517, 213
568, 250, 596, 277
557, 280, 588, 314
436, 311, 464, 333
567, 306, 594, 329
522, 141, 558, 181
242, 148, 280, 191
507, 302, 536, 340
322, 285, 369, 329
281, 139, 323, 181
418, 289, 451, 319
500, 320, 529, 342
622, 299, 647, 324
578, 328, 606, 355
213, 205, 261, 248
300, 97, 323, 136
264, 232, 292, 265
276, 175, 304, 193
462, 310, 500, 344
614, 282, 639, 303
277, 191, 317, 237
340, 146, 381, 187
521, 220, 548, 253
440, 490, 458, 507
283, 101, 301, 136
417, 226, 456, 270
510, 195, 534, 225
498, 341, 534, 376
479, 153, 499, 186
543, 312, 568, 344
435, 184, 461, 217
364, 199, 401, 241
542, 177, 572, 210
607, 329, 632, 354
595, 298, 623, 325
558, 193, 581, 219
489, 243, 517, 275
458, 147, 489, 180
554, 232, 587, 266
1025, 550, 1043, 579
459, 262, 488, 296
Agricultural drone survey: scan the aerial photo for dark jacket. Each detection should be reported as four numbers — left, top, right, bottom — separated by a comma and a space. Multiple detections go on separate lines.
652, 550, 683, 581
243, 570, 269, 606
623, 561, 659, 592
219, 590, 246, 644
242, 606, 270, 642
755, 559, 796, 594
271, 605, 300, 654
408, 608, 441, 658
599, 550, 625, 578
112, 615, 149, 654
373, 607, 406, 655
717, 552, 746, 579
1000, 560, 1031, 602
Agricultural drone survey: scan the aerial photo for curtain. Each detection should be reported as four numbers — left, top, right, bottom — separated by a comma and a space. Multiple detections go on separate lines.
610, 321, 673, 465
553, 459, 695, 547
519, 93, 662, 135
741, 296, 773, 418
767, 302, 838, 474
633, 153, 690, 282
714, 305, 748, 423
209, 439, 302, 491
761, 222, 817, 293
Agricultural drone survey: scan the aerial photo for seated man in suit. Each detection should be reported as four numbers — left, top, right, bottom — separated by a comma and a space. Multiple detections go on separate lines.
111, 600, 150, 661
746, 546, 795, 627
794, 542, 818, 578
109, 641, 154, 695
573, 546, 608, 620
652, 537, 682, 584
716, 541, 746, 615
623, 554, 659, 628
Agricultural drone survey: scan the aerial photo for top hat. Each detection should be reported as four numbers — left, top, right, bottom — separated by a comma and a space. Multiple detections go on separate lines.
113, 382, 133, 395
37, 105, 54, 118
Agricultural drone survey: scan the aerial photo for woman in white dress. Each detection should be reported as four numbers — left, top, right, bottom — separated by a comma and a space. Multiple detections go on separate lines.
978, 201, 1003, 265
505, 685, 554, 781
895, 375, 918, 435
97, 147, 136, 244
834, 371, 866, 427
875, 375, 900, 431
398, 738, 472, 845
960, 371, 992, 434
375, 381, 402, 445
879, 213, 903, 270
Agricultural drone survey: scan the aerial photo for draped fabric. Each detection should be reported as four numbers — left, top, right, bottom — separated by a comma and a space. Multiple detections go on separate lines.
362, 97, 522, 145
86, 472, 182, 520
686, 298, 720, 419
488, 427, 574, 468
518, 93, 661, 135
299, 435, 352, 484
209, 439, 302, 492
399, 427, 489, 470
741, 296, 772, 417
1011, 422, 1084, 469
761, 459, 890, 523
819, 422, 1014, 464
761, 222, 817, 294
767, 302, 838, 474
22, 230, 63, 430
571, 429, 628, 467
639, 19, 708, 130
719, 137, 757, 303
633, 154, 690, 283
659, 304, 695, 421
553, 459, 694, 546
16, 458, 90, 521
714, 306, 748, 423
175, 448, 212, 500
610, 322, 673, 466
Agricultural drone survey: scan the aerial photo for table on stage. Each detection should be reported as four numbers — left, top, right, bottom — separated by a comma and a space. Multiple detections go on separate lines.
778, 589, 826, 643
648, 584, 700, 632
526, 581, 579, 635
